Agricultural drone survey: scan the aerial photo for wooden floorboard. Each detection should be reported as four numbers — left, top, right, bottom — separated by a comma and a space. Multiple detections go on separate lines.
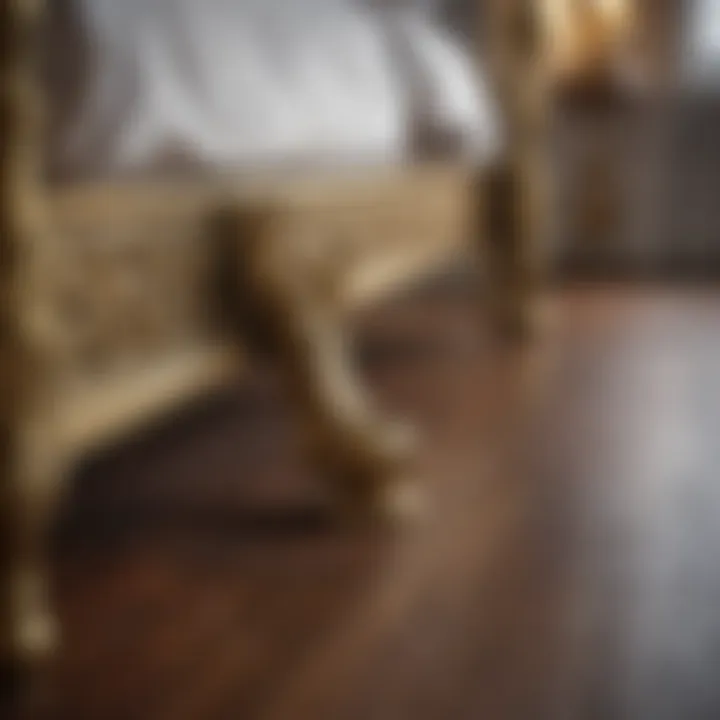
5, 284, 720, 719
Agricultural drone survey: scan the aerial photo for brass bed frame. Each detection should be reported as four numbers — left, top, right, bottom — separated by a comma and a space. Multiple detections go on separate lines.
0, 0, 553, 676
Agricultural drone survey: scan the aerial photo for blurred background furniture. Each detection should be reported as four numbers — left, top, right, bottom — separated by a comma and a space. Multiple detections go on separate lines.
554, 0, 720, 278
548, 0, 646, 274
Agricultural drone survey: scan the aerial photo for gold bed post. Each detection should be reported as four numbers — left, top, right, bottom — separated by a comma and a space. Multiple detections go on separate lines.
1, 0, 63, 676
482, 0, 552, 337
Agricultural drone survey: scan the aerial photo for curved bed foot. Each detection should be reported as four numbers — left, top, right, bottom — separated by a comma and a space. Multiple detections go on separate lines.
1, 438, 65, 698
316, 414, 423, 525
226, 207, 422, 524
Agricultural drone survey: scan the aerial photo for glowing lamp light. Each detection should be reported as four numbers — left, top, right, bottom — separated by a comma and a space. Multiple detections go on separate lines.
544, 0, 635, 87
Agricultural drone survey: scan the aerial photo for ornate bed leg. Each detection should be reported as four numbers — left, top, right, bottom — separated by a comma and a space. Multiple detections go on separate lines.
483, 0, 553, 339
221, 208, 420, 523
0, 218, 67, 682
1, 0, 64, 683
278, 296, 421, 522
0, 208, 67, 687
1, 427, 65, 680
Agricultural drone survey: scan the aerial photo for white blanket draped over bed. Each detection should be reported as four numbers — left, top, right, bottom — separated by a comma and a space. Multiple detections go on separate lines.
46, 0, 500, 180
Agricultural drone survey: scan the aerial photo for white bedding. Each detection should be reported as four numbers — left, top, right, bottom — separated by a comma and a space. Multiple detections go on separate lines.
46, 0, 500, 180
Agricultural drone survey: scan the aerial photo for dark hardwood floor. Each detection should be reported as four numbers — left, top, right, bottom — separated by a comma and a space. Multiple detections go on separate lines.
5, 283, 720, 719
